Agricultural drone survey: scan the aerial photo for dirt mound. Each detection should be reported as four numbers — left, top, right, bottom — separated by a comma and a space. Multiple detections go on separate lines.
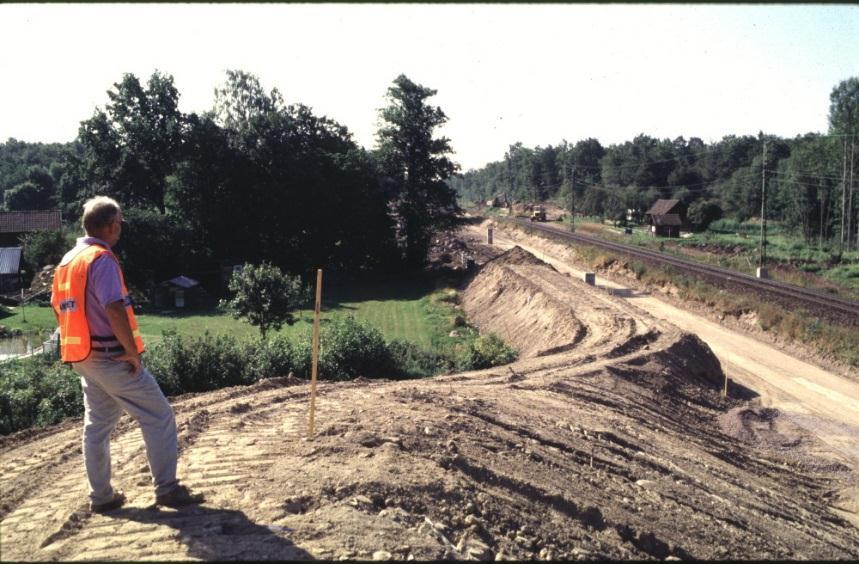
427, 230, 470, 269
720, 406, 789, 443
3, 239, 858, 561
29, 264, 55, 292
485, 244, 547, 267
461, 246, 585, 357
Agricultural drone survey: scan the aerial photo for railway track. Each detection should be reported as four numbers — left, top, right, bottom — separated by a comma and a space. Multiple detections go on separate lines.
502, 217, 859, 323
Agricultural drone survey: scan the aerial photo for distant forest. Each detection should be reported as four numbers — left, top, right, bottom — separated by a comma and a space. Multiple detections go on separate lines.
2, 75, 857, 290
450, 77, 858, 247
0, 71, 460, 289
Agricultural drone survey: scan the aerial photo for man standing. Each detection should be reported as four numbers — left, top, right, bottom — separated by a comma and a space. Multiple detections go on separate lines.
51, 196, 203, 513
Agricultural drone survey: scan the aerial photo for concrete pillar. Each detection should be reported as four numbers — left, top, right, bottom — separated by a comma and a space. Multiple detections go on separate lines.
585, 272, 596, 285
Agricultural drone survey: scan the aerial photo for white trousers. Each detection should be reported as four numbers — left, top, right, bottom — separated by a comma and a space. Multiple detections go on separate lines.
73, 353, 178, 505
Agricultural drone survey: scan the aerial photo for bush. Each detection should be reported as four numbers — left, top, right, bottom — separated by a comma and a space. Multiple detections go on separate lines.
630, 260, 647, 280
1, 313, 522, 434
145, 317, 399, 391
314, 316, 393, 380
240, 333, 303, 381
457, 333, 518, 370
687, 200, 723, 232
21, 229, 70, 270
145, 330, 250, 395
0, 356, 83, 435
387, 339, 452, 378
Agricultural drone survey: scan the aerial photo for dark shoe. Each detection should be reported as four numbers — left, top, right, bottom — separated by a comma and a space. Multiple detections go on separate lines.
90, 491, 126, 513
155, 485, 204, 507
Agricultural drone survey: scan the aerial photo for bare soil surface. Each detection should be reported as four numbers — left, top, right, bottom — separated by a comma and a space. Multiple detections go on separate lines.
2, 234, 858, 560
472, 220, 859, 451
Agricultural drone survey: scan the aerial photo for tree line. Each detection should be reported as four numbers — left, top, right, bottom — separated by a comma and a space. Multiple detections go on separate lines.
0, 71, 460, 290
450, 77, 859, 249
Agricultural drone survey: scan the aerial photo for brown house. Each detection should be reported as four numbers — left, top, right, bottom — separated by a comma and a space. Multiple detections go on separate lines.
644, 199, 686, 238
0, 210, 63, 246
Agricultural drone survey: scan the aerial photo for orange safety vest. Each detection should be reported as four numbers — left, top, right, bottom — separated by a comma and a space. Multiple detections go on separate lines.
50, 243, 145, 362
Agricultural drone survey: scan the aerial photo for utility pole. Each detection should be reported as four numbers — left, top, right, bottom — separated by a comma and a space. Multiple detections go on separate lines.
841, 138, 848, 254
850, 134, 856, 250
570, 165, 576, 232
758, 140, 768, 278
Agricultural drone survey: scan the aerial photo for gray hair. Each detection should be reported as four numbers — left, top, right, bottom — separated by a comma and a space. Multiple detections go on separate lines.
81, 196, 121, 235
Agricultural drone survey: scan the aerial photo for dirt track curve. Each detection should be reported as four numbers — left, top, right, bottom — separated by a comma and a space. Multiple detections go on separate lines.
1, 240, 857, 560
472, 220, 859, 466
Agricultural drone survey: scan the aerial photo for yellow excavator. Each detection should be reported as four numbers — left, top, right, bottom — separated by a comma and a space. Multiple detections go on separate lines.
529, 205, 547, 222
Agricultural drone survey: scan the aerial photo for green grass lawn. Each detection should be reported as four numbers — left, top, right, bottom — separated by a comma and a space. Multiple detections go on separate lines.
0, 275, 466, 350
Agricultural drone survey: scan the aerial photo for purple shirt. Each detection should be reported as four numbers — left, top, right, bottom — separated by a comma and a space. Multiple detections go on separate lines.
59, 237, 124, 342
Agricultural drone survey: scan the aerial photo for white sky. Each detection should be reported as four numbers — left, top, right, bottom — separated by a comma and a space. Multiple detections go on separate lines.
1, 3, 858, 171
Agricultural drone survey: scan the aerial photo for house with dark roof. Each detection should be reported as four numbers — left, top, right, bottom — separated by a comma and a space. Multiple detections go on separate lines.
0, 210, 63, 246
644, 199, 687, 237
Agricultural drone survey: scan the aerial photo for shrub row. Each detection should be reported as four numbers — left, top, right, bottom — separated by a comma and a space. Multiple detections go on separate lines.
0, 355, 83, 435
1, 316, 518, 434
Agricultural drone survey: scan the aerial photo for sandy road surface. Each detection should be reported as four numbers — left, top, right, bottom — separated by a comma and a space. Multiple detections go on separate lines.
471, 222, 859, 466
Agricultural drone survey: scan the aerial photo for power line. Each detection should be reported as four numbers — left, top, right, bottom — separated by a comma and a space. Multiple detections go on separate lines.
466, 169, 758, 197
564, 145, 728, 172
766, 176, 842, 189
809, 132, 859, 139
572, 173, 757, 195
765, 169, 844, 182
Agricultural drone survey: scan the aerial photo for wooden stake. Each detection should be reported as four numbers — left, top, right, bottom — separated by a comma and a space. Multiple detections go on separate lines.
308, 269, 323, 438
723, 374, 730, 398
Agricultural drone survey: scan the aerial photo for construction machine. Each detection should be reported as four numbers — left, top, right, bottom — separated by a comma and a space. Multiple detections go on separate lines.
529, 205, 547, 222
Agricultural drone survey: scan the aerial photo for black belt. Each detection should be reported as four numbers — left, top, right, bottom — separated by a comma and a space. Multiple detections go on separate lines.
92, 345, 124, 353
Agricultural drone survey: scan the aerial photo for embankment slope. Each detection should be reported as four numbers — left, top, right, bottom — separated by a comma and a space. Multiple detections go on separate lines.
1, 246, 856, 560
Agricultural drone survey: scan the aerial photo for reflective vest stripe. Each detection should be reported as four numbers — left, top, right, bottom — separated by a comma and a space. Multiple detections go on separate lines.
62, 336, 82, 345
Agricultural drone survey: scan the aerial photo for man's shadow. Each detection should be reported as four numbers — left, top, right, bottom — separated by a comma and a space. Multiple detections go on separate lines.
113, 504, 314, 561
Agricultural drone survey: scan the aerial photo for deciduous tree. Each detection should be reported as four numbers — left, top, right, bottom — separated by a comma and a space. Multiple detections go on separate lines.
221, 262, 308, 338
77, 71, 184, 212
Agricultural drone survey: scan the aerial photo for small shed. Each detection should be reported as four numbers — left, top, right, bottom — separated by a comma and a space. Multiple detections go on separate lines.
645, 199, 687, 237
0, 247, 23, 292
154, 275, 204, 309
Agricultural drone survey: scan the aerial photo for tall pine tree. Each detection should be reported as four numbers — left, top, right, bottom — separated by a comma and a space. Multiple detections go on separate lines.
376, 74, 460, 266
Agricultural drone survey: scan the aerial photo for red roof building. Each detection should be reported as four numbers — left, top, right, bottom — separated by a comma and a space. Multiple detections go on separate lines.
0, 210, 63, 246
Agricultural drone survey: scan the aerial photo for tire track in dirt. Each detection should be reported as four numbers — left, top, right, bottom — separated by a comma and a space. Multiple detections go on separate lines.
477, 222, 859, 463
33, 383, 319, 562
3, 242, 858, 560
